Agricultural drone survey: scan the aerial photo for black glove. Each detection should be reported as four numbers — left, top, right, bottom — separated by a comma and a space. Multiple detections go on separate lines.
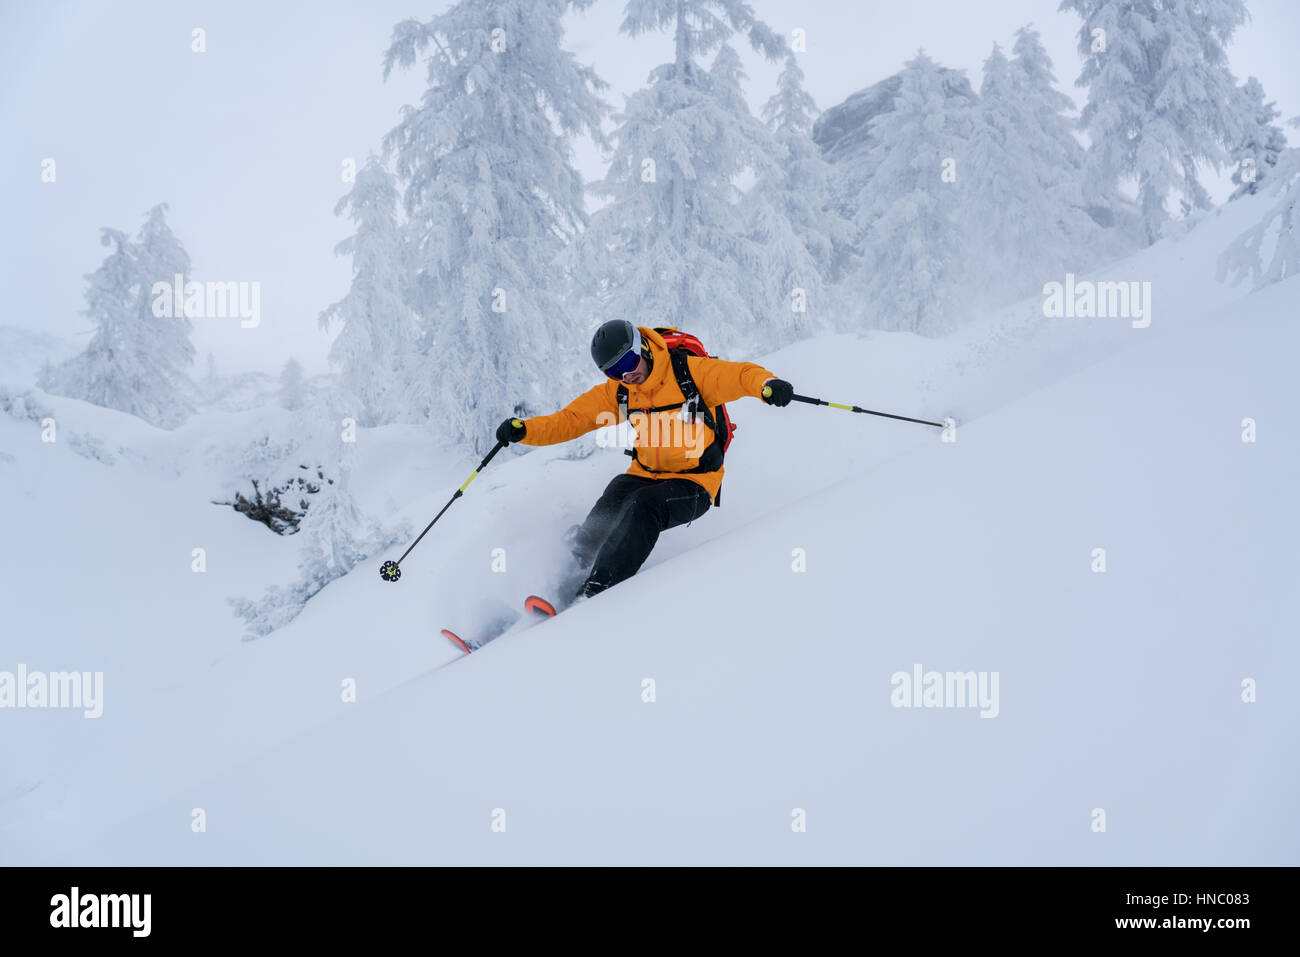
761, 379, 794, 407
496, 417, 527, 444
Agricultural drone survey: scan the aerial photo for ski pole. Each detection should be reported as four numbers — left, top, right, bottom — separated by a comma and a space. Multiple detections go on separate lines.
379, 437, 509, 582
764, 387, 947, 429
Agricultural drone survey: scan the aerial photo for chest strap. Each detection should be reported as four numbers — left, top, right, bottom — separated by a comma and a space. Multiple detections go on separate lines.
615, 349, 724, 476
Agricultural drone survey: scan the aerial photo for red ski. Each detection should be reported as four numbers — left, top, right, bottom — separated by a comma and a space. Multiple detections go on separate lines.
439, 595, 558, 655
439, 628, 474, 654
524, 595, 557, 618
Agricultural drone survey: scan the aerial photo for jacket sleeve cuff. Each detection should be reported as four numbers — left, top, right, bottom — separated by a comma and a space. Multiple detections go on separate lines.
751, 369, 778, 396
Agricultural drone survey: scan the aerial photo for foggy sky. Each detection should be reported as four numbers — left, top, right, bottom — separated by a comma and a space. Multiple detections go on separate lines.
3, 0, 1296, 375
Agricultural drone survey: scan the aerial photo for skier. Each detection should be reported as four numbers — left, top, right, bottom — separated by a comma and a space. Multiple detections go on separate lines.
495, 320, 793, 606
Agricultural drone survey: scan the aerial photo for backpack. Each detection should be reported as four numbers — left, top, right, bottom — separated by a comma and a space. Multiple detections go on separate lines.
616, 327, 737, 506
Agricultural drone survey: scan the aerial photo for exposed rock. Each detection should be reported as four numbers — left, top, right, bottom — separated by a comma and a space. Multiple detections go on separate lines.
812, 68, 977, 164
220, 465, 335, 535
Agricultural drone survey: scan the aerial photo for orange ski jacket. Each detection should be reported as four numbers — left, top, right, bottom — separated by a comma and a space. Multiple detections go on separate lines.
520, 327, 777, 501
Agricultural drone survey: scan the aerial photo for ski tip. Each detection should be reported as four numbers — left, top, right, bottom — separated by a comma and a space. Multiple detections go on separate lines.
524, 595, 557, 618
440, 628, 473, 654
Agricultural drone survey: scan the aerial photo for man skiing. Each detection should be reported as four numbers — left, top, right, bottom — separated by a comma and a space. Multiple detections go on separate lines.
495, 320, 793, 607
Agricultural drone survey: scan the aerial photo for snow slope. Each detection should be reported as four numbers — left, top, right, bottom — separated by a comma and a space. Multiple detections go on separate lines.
2, 192, 1296, 864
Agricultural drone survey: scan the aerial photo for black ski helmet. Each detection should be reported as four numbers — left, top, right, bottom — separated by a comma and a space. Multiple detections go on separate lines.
590, 319, 640, 372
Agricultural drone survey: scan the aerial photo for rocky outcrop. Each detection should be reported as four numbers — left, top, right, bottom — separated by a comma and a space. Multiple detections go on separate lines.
221, 465, 334, 535
812, 68, 977, 164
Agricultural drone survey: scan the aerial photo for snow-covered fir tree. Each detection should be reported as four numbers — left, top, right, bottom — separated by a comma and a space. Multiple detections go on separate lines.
1230, 76, 1288, 198
962, 44, 1034, 306
843, 52, 976, 335
279, 357, 306, 410
231, 440, 405, 638
1218, 118, 1300, 289
319, 156, 425, 426
40, 229, 137, 407
959, 33, 1103, 306
40, 207, 196, 428
1008, 24, 1101, 227
292, 447, 383, 597
567, 0, 787, 355
134, 203, 197, 411
750, 53, 852, 339
1062, 0, 1250, 243
382, 0, 607, 453
709, 43, 814, 347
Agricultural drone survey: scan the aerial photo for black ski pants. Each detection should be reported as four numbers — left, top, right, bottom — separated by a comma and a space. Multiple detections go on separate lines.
566, 474, 714, 598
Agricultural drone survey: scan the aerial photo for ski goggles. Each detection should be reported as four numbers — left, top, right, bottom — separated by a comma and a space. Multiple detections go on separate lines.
600, 329, 644, 380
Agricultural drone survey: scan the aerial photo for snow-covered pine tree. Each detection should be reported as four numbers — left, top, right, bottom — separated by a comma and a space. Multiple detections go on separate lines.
319, 155, 425, 426
40, 208, 196, 428
959, 35, 1105, 307
1012, 24, 1141, 245
708, 43, 812, 347
750, 53, 853, 339
844, 51, 976, 335
1230, 76, 1288, 198
292, 446, 385, 600
1062, 0, 1250, 244
1217, 125, 1300, 289
133, 203, 197, 415
231, 444, 404, 639
1008, 24, 1103, 231
40, 229, 137, 408
963, 44, 1034, 307
382, 0, 607, 453
567, 0, 787, 355
279, 358, 306, 410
